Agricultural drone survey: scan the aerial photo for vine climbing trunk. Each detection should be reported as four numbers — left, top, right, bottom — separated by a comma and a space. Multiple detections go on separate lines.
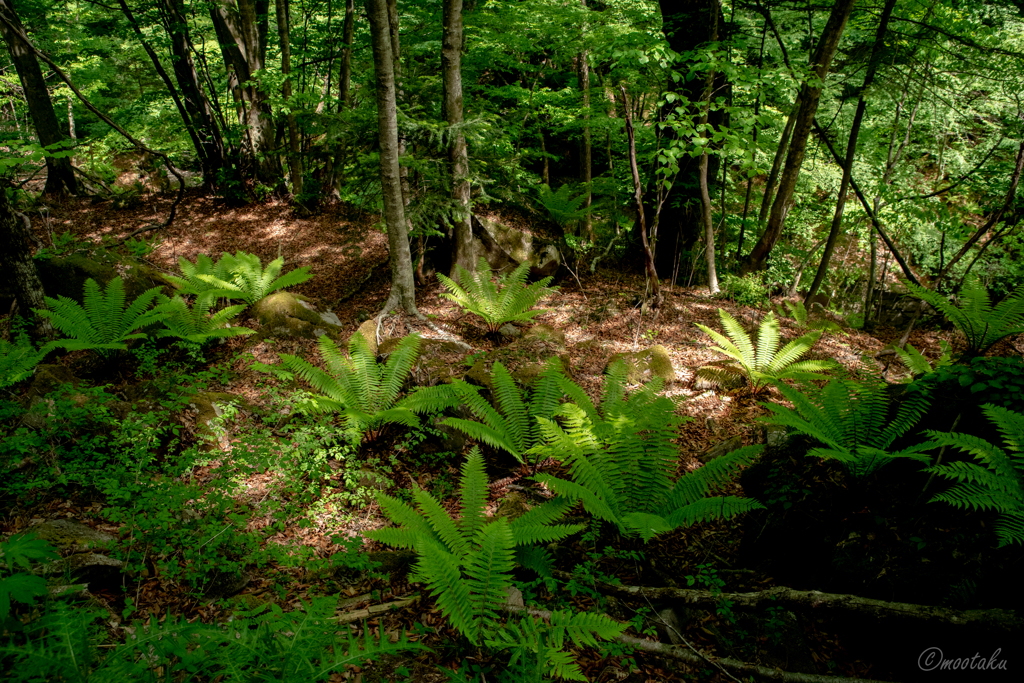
442, 0, 473, 277
0, 0, 76, 196
366, 0, 418, 316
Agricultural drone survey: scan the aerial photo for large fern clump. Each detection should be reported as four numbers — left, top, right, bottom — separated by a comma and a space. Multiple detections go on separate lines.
904, 275, 1024, 357
402, 357, 568, 464
923, 404, 1024, 547
279, 332, 420, 444
155, 296, 254, 345
535, 183, 589, 230
531, 362, 764, 542
761, 380, 933, 478
437, 257, 556, 333
172, 251, 313, 306
36, 277, 169, 355
695, 309, 839, 395
368, 447, 621, 679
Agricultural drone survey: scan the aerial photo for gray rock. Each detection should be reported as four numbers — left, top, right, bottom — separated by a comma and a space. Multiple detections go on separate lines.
498, 323, 522, 338
699, 434, 745, 463
26, 519, 116, 552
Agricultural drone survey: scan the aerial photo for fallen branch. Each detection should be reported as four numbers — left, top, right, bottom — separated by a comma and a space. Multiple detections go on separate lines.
331, 593, 420, 624
551, 572, 1022, 632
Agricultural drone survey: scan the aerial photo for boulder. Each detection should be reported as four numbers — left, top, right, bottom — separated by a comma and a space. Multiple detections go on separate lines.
350, 318, 378, 354
699, 434, 745, 463
187, 392, 249, 451
606, 344, 675, 383
406, 338, 472, 387
35, 254, 175, 302
465, 324, 569, 388
26, 519, 116, 552
472, 214, 561, 279
25, 364, 79, 402
253, 291, 343, 339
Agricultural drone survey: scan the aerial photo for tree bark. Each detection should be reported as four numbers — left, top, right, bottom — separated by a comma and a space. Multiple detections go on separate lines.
622, 86, 660, 308
275, 0, 303, 198
697, 0, 719, 293
0, 0, 76, 196
0, 189, 52, 336
339, 0, 355, 109
442, 0, 473, 277
209, 0, 281, 186
743, 0, 857, 272
805, 0, 896, 303
366, 0, 418, 316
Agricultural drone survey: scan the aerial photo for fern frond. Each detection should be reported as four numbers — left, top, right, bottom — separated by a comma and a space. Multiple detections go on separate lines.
440, 258, 556, 332
414, 486, 469, 558
665, 496, 765, 528
458, 448, 489, 540
419, 543, 481, 642
465, 518, 516, 634
490, 361, 530, 454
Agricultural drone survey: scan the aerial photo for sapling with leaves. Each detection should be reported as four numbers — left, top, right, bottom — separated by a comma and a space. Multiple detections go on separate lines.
35, 277, 170, 355
695, 309, 839, 395
368, 448, 622, 679
903, 275, 1024, 357
437, 257, 556, 334
401, 357, 568, 465
760, 380, 934, 478
531, 362, 764, 542
276, 332, 420, 445
923, 404, 1024, 547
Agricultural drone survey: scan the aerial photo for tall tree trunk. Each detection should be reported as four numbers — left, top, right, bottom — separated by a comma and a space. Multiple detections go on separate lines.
622, 86, 660, 308
805, 0, 895, 302
275, 0, 303, 197
366, 0, 417, 316
210, 0, 281, 186
697, 1, 719, 293
0, 190, 52, 337
744, 0, 857, 272
339, 0, 355, 109
385, 0, 413, 221
443, 0, 473, 277
577, 0, 592, 240
0, 0, 76, 196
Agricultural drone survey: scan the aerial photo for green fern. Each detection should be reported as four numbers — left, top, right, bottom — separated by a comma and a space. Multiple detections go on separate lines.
775, 300, 843, 333
486, 610, 626, 681
401, 357, 568, 464
532, 362, 764, 542
536, 183, 589, 229
164, 253, 239, 305
904, 275, 1024, 357
279, 332, 420, 444
923, 404, 1024, 547
760, 380, 933, 477
894, 340, 952, 378
437, 257, 557, 333
368, 448, 584, 645
192, 251, 313, 306
1, 336, 54, 390
155, 296, 254, 345
35, 277, 170, 355
695, 309, 839, 395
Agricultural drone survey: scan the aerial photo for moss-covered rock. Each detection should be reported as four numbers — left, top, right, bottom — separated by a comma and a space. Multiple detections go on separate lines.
35, 254, 175, 303
466, 324, 569, 388
350, 319, 378, 355
187, 391, 250, 451
606, 344, 676, 383
252, 291, 343, 340
26, 519, 116, 552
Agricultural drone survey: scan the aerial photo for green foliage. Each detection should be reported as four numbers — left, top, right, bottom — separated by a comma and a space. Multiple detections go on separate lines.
278, 333, 421, 444
0, 335, 53, 390
919, 356, 1024, 412
760, 380, 934, 478
894, 341, 952, 378
775, 300, 843, 333
402, 357, 568, 464
176, 252, 314, 306
0, 534, 57, 623
904, 275, 1024, 357
368, 448, 585, 645
486, 609, 625, 681
695, 309, 839, 395
155, 295, 254, 345
720, 273, 768, 308
532, 363, 764, 542
35, 277, 169, 355
923, 404, 1024, 547
535, 183, 589, 230
438, 258, 557, 333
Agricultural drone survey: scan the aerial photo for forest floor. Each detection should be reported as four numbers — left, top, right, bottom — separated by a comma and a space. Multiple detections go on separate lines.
4, 190, 1021, 682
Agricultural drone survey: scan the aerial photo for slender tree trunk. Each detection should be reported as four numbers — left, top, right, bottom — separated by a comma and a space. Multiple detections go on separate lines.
578, 0, 592, 240
0, 0, 76, 196
210, 0, 281, 186
744, 0, 857, 272
275, 0, 303, 197
366, 0, 417, 316
339, 0, 355, 109
805, 0, 895, 302
443, 0, 473, 277
0, 190, 52, 337
621, 86, 660, 308
697, 0, 719, 293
